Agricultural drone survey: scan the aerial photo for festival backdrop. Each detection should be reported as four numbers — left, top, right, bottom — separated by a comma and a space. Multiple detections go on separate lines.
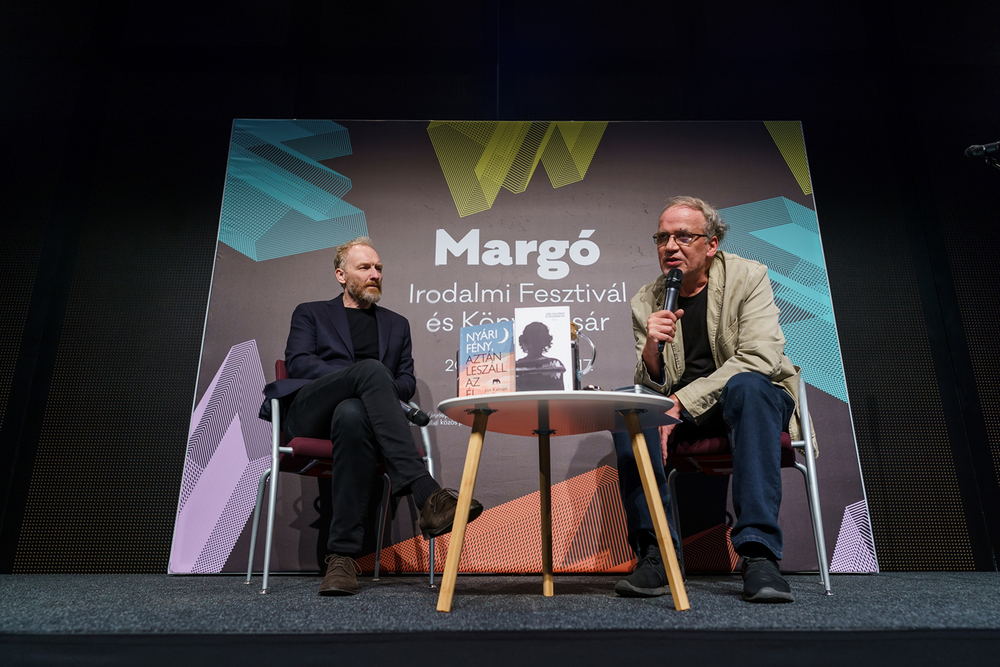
168, 120, 877, 575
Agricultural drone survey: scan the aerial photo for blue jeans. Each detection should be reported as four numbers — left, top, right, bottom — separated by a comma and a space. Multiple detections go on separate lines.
612, 372, 795, 560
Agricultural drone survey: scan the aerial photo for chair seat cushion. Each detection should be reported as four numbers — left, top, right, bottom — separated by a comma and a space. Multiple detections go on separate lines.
278, 438, 334, 475
278, 455, 332, 477
278, 437, 390, 480
286, 437, 333, 459
669, 432, 794, 475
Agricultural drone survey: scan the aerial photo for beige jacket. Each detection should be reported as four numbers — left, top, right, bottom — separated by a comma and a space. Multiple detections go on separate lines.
631, 251, 816, 452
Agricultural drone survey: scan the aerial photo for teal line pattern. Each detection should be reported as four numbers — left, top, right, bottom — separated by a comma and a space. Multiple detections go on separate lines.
219, 120, 367, 261
719, 197, 847, 403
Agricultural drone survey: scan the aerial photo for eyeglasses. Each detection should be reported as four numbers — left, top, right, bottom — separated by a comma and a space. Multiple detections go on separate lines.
653, 231, 708, 247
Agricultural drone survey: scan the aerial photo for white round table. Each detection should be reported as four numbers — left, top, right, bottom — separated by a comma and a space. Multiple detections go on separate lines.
434, 390, 689, 612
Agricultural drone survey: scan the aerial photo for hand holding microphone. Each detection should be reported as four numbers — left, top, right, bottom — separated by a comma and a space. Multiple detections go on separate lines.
641, 268, 684, 386
656, 268, 684, 352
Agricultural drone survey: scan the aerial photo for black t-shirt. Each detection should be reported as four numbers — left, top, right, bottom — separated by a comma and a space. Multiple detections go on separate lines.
674, 286, 716, 391
345, 305, 379, 361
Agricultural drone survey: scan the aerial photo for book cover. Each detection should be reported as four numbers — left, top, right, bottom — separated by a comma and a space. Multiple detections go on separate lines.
513, 306, 573, 392
458, 321, 516, 396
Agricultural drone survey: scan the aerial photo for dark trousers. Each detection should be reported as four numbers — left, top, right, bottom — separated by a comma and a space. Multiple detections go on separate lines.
284, 359, 428, 555
612, 372, 796, 560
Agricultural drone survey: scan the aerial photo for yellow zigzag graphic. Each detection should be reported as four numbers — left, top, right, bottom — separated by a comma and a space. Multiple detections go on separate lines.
764, 120, 812, 195
427, 121, 609, 217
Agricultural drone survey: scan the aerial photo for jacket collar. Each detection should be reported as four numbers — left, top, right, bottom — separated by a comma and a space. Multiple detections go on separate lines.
325, 295, 353, 360
705, 252, 726, 343
375, 306, 391, 362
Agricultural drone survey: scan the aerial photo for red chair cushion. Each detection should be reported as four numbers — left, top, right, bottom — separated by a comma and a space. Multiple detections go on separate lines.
271, 360, 393, 481
287, 437, 333, 459
276, 437, 334, 477
274, 359, 335, 477
279, 455, 332, 478
668, 432, 795, 475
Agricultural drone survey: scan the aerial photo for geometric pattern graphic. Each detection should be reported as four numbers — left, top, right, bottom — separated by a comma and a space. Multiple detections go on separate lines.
356, 465, 636, 573
720, 197, 849, 403
185, 121, 869, 576
426, 121, 609, 217
830, 499, 880, 573
169, 340, 271, 573
679, 524, 739, 573
764, 120, 813, 195
220, 120, 367, 261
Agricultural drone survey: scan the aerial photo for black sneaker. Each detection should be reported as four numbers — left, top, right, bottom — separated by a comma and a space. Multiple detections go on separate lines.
741, 556, 794, 603
615, 545, 671, 597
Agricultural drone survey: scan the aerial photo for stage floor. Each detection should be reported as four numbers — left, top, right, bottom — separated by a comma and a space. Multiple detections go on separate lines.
2, 572, 999, 634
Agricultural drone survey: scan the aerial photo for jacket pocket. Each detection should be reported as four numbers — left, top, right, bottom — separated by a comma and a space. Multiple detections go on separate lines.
719, 320, 739, 352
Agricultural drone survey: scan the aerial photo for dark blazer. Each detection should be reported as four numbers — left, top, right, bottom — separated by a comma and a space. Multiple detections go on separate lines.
262, 294, 416, 404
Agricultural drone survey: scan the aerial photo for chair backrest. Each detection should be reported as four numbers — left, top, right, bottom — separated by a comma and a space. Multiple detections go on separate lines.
271, 358, 333, 476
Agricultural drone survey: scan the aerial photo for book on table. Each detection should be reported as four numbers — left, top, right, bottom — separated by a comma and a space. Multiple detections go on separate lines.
513, 306, 573, 392
458, 320, 515, 396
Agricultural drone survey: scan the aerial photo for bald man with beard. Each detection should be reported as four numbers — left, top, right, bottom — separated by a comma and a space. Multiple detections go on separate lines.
262, 237, 482, 596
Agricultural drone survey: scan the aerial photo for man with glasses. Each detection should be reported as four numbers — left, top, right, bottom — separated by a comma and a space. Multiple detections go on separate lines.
262, 237, 483, 596
612, 196, 809, 603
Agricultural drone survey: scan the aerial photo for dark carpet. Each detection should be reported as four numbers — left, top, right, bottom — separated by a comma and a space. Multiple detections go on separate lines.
2, 573, 998, 666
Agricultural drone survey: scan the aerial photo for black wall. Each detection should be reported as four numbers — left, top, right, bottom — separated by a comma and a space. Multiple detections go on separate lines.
1, 1, 998, 572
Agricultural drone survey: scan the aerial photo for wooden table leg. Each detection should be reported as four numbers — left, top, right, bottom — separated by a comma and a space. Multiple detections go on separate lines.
623, 411, 690, 611
536, 429, 554, 597
436, 409, 491, 612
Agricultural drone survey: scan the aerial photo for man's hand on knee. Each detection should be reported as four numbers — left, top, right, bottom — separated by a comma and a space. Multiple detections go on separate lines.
658, 395, 685, 464
658, 425, 674, 464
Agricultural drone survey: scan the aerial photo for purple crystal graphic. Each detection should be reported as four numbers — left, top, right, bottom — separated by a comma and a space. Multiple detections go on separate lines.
830, 499, 879, 573
169, 341, 270, 573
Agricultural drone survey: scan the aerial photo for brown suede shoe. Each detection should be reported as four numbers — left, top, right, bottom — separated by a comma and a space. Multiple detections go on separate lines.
318, 554, 360, 596
418, 488, 484, 538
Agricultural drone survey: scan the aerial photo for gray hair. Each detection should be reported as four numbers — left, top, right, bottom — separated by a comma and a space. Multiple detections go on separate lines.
661, 196, 728, 244
334, 236, 376, 270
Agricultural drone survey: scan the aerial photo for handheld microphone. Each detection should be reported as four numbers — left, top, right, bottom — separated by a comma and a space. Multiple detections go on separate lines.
658, 268, 684, 352
404, 405, 431, 427
965, 142, 1000, 158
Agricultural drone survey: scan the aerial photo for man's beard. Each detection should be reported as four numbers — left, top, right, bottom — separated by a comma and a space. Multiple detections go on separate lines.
346, 275, 382, 305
